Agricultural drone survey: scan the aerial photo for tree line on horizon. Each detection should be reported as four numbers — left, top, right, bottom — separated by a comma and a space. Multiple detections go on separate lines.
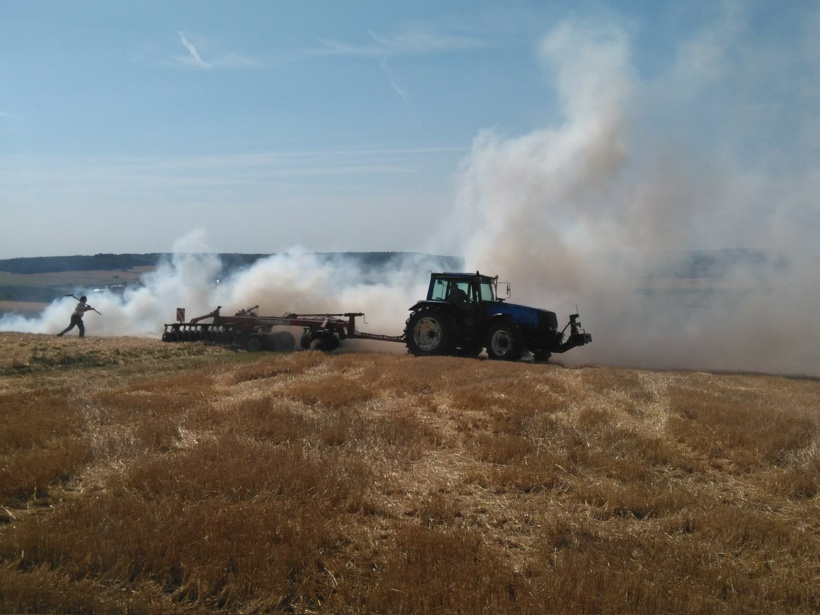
0, 253, 463, 305
0, 252, 462, 276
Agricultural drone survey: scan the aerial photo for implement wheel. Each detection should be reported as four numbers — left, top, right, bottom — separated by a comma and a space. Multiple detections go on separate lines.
405, 307, 456, 356
246, 335, 264, 352
314, 334, 340, 352
269, 331, 296, 352
302, 329, 340, 352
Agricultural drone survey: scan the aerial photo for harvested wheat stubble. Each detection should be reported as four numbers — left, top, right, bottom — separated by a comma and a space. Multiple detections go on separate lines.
0, 333, 818, 614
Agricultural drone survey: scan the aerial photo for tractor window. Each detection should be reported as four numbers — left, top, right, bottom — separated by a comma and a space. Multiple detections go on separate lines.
431, 279, 449, 301
448, 281, 472, 304
478, 282, 495, 302
431, 279, 476, 304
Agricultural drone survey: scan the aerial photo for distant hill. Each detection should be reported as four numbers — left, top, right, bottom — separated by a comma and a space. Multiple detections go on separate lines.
0, 252, 462, 275
0, 253, 464, 306
0, 254, 164, 274
0, 249, 781, 278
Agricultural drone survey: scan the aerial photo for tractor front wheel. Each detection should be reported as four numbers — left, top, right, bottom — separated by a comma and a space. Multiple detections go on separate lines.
405, 308, 456, 356
486, 322, 524, 361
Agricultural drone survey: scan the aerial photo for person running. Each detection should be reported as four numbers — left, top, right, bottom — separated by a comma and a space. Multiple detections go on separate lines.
57, 296, 98, 337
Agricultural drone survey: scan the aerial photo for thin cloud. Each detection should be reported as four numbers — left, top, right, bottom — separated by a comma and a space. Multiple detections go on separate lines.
309, 24, 488, 125
379, 60, 409, 102
172, 32, 261, 69
310, 26, 480, 126
178, 31, 211, 68
0, 147, 467, 191
379, 59, 422, 127
0, 110, 18, 120
309, 39, 383, 58
310, 24, 490, 58
368, 26, 490, 54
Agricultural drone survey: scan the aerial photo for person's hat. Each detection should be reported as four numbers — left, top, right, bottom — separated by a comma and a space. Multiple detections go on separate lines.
80, 296, 87, 301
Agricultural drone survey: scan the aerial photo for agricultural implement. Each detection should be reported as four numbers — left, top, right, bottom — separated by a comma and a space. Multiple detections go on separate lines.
162, 305, 402, 352
162, 271, 591, 361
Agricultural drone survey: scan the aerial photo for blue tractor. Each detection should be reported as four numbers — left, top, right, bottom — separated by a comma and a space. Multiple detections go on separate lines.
404, 271, 591, 362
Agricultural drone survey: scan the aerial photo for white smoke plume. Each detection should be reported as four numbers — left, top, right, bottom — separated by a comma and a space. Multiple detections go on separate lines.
449, 17, 820, 376
0, 230, 432, 350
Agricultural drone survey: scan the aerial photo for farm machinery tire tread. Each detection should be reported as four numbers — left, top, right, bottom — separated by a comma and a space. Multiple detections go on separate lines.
405, 306, 457, 357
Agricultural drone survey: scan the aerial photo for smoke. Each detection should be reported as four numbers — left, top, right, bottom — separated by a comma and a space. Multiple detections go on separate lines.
0, 230, 432, 347
3, 9, 819, 376
448, 16, 820, 376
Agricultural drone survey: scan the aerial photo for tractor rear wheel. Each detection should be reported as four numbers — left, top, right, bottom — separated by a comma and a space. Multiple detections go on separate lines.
405, 307, 456, 356
486, 322, 524, 361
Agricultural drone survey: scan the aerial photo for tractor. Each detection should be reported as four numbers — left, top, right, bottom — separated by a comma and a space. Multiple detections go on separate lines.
404, 272, 591, 362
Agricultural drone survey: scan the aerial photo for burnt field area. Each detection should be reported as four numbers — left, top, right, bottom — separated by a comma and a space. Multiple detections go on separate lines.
0, 333, 818, 614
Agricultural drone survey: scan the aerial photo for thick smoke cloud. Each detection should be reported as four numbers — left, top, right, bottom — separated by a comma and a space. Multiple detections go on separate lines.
0, 230, 430, 349
449, 16, 820, 376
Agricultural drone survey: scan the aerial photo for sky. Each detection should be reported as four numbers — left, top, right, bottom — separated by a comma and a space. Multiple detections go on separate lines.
2, 0, 820, 375
0, 0, 561, 258
1, 0, 815, 260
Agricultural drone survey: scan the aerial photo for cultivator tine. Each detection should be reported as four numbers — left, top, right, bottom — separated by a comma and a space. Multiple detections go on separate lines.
162, 324, 207, 342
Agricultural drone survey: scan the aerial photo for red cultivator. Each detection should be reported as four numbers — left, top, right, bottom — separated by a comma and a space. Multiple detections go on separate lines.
162, 305, 403, 352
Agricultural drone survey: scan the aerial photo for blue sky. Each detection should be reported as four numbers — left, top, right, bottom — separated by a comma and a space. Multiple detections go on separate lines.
1, 1, 817, 259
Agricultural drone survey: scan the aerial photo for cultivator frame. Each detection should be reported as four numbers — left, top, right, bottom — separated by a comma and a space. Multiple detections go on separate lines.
162, 305, 403, 352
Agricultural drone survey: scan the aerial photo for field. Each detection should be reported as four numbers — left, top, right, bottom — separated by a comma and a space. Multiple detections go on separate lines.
0, 333, 818, 614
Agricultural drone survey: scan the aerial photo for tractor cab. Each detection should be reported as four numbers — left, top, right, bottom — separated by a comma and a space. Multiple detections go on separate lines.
427, 272, 509, 308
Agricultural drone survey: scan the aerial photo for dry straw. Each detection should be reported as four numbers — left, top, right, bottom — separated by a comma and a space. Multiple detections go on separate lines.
1, 333, 818, 613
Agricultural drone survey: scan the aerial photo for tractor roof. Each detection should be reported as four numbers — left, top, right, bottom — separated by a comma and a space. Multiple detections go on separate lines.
433, 272, 497, 283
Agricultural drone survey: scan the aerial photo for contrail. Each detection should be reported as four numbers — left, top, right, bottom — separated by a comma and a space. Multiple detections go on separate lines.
178, 32, 210, 68
379, 59, 422, 127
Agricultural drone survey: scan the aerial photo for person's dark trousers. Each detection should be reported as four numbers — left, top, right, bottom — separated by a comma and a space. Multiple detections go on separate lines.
58, 315, 85, 337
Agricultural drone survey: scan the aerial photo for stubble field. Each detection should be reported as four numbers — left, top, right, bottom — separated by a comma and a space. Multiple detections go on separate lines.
0, 333, 818, 614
